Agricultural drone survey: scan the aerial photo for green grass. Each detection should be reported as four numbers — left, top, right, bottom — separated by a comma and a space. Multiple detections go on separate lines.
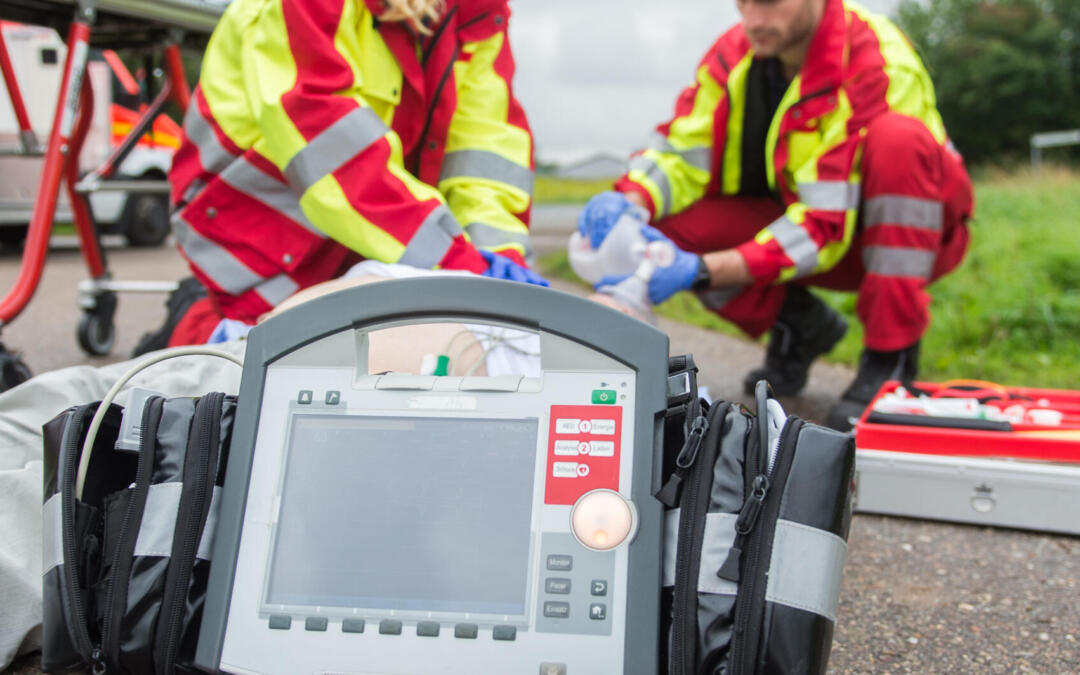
537, 166, 1080, 388
534, 176, 614, 204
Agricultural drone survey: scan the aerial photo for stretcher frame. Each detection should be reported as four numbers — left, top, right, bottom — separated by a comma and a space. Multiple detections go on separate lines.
853, 381, 1080, 536
0, 0, 224, 388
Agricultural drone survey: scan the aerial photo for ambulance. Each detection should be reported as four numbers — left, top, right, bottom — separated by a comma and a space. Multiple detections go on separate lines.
0, 21, 181, 247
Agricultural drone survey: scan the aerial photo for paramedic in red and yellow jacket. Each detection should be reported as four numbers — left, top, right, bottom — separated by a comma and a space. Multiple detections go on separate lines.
578, 0, 973, 429
167, 0, 541, 342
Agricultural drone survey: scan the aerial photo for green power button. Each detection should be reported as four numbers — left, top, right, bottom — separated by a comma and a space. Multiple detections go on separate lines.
592, 389, 617, 404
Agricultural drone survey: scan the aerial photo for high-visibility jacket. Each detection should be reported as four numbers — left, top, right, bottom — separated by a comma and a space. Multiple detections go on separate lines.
615, 0, 955, 285
169, 0, 534, 322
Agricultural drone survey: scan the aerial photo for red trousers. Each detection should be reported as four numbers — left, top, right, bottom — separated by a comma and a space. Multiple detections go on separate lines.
656, 113, 973, 351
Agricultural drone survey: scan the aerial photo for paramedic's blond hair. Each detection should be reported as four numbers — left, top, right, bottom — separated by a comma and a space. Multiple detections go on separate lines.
379, 0, 445, 34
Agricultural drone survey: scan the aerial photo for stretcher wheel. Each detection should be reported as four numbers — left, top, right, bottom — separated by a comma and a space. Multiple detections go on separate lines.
77, 309, 116, 356
0, 346, 32, 392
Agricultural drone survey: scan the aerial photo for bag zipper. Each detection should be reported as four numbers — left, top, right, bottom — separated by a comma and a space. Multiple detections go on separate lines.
98, 396, 164, 673
728, 417, 804, 675
656, 412, 709, 508
59, 405, 103, 667
158, 393, 225, 675
670, 402, 728, 675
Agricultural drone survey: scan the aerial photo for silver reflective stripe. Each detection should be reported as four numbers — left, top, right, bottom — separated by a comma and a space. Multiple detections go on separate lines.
697, 284, 744, 310
183, 102, 234, 174
42, 493, 63, 574
798, 181, 860, 211
283, 107, 389, 193
662, 509, 739, 596
134, 482, 182, 558
253, 273, 299, 307
464, 222, 534, 260
863, 195, 943, 231
439, 150, 535, 194
863, 245, 935, 278
648, 132, 712, 172
219, 157, 325, 238
397, 205, 463, 268
195, 486, 221, 561
629, 154, 672, 217
172, 214, 262, 294
768, 216, 819, 277
765, 519, 847, 621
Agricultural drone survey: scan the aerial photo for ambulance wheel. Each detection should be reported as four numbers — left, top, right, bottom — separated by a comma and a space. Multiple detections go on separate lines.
0, 348, 31, 392
77, 310, 115, 356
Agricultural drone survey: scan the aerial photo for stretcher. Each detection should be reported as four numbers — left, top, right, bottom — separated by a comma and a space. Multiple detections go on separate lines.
0, 0, 226, 390
853, 380, 1080, 535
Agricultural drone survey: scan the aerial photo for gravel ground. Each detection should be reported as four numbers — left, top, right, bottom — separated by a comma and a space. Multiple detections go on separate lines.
3, 224, 1079, 673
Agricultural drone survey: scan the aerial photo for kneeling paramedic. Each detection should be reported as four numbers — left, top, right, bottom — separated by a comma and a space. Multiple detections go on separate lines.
578, 0, 973, 429
162, 0, 544, 347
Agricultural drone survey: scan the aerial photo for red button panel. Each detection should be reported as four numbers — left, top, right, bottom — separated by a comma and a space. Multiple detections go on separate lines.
544, 405, 622, 505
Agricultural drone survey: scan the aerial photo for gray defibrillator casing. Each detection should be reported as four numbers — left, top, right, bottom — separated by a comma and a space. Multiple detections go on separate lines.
195, 277, 669, 674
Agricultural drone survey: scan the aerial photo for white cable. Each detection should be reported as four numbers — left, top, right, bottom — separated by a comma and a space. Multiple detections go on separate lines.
74, 347, 244, 501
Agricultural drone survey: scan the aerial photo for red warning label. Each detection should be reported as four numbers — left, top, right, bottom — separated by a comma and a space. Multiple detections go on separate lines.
544, 405, 622, 505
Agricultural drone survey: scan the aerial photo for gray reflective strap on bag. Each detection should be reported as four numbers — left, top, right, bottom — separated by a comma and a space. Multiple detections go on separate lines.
661, 371, 855, 674
40, 393, 236, 675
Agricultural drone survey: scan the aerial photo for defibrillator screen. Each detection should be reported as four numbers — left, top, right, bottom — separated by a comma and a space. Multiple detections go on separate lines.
265, 414, 539, 616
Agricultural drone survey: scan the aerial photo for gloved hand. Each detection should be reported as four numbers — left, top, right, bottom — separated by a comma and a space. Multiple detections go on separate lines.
596, 225, 702, 305
480, 250, 550, 286
577, 191, 649, 248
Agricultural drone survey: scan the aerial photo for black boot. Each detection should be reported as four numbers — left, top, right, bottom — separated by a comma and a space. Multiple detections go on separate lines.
825, 341, 921, 431
742, 286, 848, 396
132, 277, 208, 357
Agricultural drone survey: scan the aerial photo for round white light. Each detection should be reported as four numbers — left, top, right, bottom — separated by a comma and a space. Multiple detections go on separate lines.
570, 489, 636, 551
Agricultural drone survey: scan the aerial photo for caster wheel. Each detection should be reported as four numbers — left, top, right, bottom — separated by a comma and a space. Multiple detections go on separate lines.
78, 310, 116, 356
0, 347, 32, 391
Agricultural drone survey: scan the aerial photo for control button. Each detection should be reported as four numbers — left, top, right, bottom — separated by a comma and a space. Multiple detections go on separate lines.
543, 602, 570, 619
417, 621, 440, 637
546, 554, 573, 571
589, 441, 615, 457
555, 418, 580, 434
342, 618, 365, 633
578, 419, 592, 433
553, 440, 578, 456
305, 617, 328, 632
325, 390, 340, 405
590, 580, 608, 596
589, 603, 607, 621
553, 462, 579, 478
540, 664, 568, 675
592, 389, 617, 404
577, 441, 591, 455
545, 578, 571, 594
268, 615, 291, 630
493, 625, 517, 641
455, 623, 478, 639
576, 464, 590, 477
297, 390, 313, 405
591, 419, 616, 435
379, 619, 403, 635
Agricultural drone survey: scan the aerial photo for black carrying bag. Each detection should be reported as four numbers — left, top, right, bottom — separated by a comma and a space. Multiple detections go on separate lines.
658, 356, 856, 675
41, 392, 236, 674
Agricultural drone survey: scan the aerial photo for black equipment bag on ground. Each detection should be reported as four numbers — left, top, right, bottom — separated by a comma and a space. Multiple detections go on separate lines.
658, 356, 856, 674
41, 392, 236, 674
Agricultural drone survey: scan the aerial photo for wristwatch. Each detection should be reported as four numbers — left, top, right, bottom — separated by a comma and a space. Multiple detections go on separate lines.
690, 256, 711, 291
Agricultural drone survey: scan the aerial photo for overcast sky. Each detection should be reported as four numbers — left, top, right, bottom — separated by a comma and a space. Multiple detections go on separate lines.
508, 0, 901, 164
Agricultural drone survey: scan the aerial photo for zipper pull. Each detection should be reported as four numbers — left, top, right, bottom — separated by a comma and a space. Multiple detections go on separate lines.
716, 474, 770, 582
91, 647, 106, 674
655, 414, 710, 507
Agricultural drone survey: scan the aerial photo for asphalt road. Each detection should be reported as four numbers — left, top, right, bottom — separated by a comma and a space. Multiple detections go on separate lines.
2, 209, 1078, 673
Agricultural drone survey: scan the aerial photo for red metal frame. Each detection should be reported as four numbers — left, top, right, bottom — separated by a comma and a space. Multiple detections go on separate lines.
0, 20, 193, 326
0, 25, 34, 138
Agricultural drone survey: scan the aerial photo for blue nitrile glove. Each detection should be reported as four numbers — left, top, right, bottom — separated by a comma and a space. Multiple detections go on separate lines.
577, 191, 648, 248
480, 250, 550, 286
596, 225, 701, 304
